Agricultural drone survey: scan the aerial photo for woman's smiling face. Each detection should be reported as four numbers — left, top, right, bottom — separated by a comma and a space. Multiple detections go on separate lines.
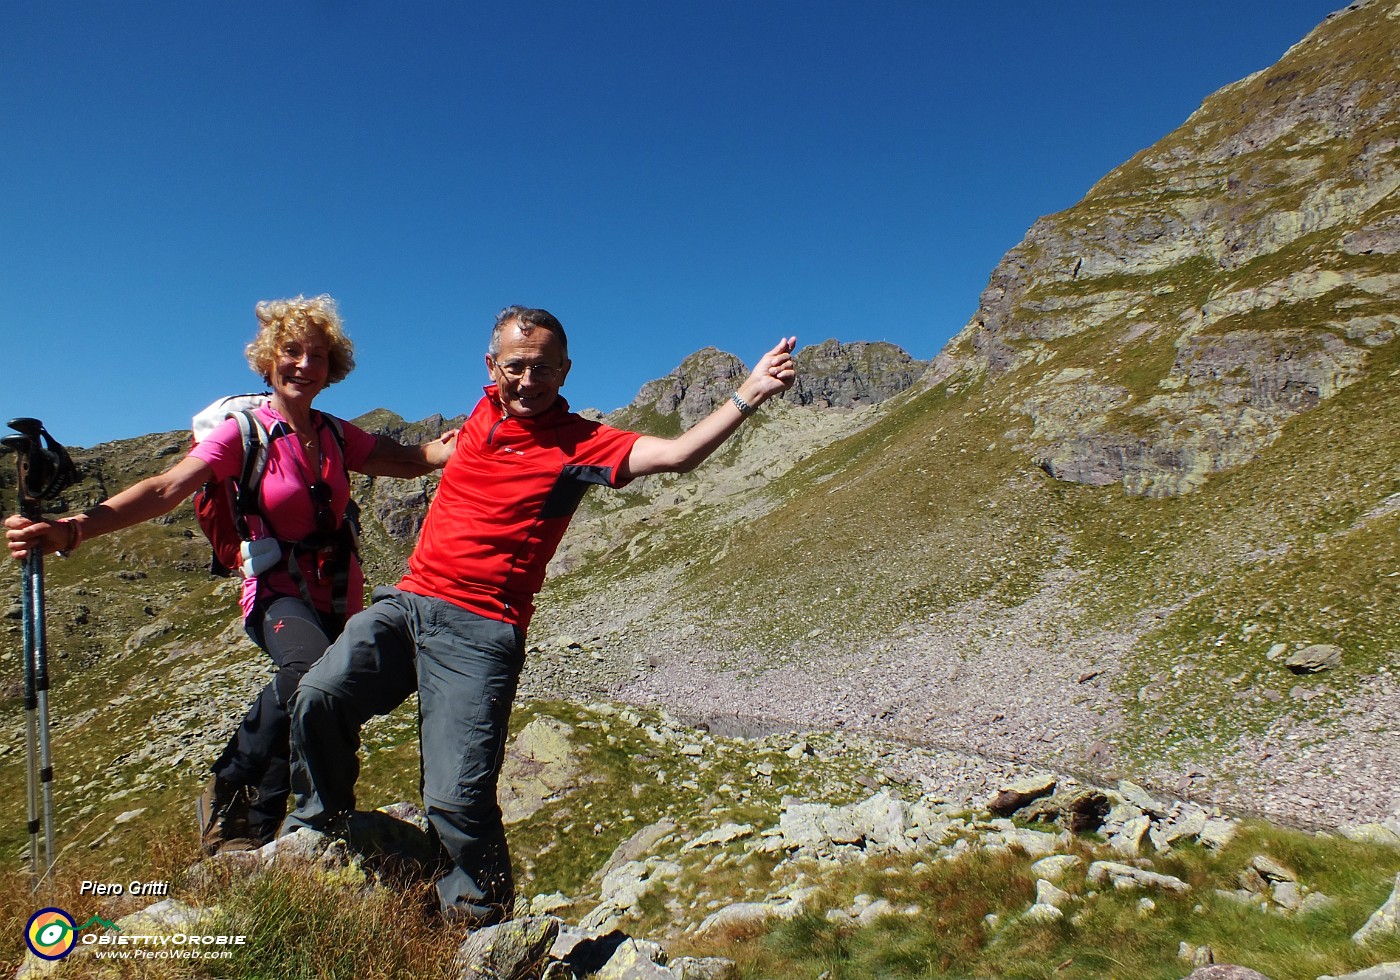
270, 331, 331, 405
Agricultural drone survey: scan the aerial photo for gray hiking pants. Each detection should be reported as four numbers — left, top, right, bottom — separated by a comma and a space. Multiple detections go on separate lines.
282, 587, 524, 922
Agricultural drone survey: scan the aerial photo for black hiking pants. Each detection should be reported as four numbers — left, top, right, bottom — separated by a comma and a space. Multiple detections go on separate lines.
214, 595, 336, 839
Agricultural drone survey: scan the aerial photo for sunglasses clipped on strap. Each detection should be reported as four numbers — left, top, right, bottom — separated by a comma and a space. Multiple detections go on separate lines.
307, 480, 337, 534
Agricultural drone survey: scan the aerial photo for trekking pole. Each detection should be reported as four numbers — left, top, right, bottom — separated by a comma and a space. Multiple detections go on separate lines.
23, 519, 49, 880
4, 418, 76, 888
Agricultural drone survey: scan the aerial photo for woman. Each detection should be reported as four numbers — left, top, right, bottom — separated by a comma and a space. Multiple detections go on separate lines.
5, 295, 455, 853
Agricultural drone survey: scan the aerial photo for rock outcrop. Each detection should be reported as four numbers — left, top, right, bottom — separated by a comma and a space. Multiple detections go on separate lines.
619, 339, 926, 432
627, 348, 750, 431
782, 339, 929, 409
940, 0, 1400, 496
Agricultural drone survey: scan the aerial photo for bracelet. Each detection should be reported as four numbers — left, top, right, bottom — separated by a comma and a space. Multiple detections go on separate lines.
730, 391, 757, 416
56, 518, 83, 558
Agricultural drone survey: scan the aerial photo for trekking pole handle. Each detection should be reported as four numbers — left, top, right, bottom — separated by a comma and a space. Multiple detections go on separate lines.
3, 433, 40, 520
3, 419, 77, 513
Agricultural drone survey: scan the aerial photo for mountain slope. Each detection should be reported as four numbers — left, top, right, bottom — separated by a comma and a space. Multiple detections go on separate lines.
951, 0, 1398, 496
528, 0, 1400, 830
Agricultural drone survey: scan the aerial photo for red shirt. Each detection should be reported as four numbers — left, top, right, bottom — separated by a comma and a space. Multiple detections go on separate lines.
397, 386, 641, 629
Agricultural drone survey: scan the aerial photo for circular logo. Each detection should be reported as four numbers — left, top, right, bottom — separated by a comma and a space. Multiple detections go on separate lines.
25, 908, 77, 960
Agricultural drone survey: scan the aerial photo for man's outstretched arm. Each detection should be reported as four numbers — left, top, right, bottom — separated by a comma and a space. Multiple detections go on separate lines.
621, 337, 797, 479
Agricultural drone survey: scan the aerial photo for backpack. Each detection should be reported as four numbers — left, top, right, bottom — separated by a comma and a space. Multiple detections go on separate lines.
193, 394, 271, 577
191, 394, 360, 583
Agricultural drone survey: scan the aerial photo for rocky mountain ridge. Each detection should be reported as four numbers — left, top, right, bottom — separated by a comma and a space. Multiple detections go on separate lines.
941, 0, 1399, 497
636, 339, 925, 415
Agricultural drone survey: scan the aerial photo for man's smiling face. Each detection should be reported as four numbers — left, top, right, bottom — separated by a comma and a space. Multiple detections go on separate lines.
486, 320, 571, 418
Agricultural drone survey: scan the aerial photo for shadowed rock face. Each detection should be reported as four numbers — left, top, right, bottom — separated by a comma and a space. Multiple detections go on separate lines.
783, 340, 929, 409
625, 340, 928, 430
941, 0, 1400, 496
629, 348, 749, 431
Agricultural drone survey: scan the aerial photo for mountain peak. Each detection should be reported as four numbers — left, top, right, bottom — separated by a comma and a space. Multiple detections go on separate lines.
621, 339, 928, 430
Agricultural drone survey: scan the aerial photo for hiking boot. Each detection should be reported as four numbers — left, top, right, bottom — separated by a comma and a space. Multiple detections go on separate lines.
439, 899, 513, 929
244, 801, 286, 850
196, 777, 261, 855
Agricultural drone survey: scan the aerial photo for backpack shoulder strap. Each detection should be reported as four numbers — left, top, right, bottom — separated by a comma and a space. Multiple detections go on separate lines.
320, 412, 346, 442
320, 412, 348, 457
285, 411, 360, 634
317, 413, 357, 483
231, 410, 276, 532
233, 412, 266, 485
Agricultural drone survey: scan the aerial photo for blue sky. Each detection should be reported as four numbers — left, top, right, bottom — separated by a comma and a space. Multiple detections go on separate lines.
2, 1, 1342, 448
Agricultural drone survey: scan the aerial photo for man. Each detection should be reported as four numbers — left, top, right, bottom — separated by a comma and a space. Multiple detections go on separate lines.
282, 305, 796, 923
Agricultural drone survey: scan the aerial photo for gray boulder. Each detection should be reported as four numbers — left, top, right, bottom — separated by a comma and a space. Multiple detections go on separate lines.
1020, 788, 1111, 832
670, 957, 738, 980
453, 916, 560, 980
1354, 872, 1400, 945
695, 896, 806, 938
1022, 902, 1064, 923
591, 937, 672, 980
1339, 822, 1400, 848
987, 774, 1058, 815
1318, 964, 1400, 980
1117, 780, 1168, 818
1250, 854, 1298, 883
1031, 855, 1083, 882
1036, 879, 1073, 909
1179, 942, 1215, 967
1087, 861, 1191, 895
1285, 643, 1343, 674
1199, 818, 1239, 850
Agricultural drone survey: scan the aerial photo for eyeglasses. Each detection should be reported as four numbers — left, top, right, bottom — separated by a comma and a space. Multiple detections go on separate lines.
308, 481, 336, 534
493, 359, 562, 382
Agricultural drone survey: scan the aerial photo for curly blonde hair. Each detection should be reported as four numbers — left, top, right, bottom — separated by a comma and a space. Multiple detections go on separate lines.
245, 294, 356, 386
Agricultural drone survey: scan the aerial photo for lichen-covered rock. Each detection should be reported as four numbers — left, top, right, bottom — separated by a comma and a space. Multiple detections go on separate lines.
500, 716, 582, 824
694, 896, 807, 938
590, 937, 672, 980
454, 916, 561, 980
1183, 967, 1275, 980
1317, 963, 1400, 980
1022, 902, 1064, 923
1087, 861, 1191, 895
670, 956, 738, 980
1031, 854, 1084, 882
1035, 878, 1073, 908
